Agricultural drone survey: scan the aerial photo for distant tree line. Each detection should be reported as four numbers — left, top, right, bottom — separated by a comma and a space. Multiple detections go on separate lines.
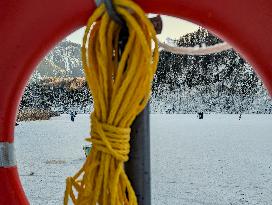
151, 28, 271, 114
19, 28, 272, 114
20, 77, 93, 113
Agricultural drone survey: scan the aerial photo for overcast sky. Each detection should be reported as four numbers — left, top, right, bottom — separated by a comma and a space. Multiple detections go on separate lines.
66, 15, 199, 44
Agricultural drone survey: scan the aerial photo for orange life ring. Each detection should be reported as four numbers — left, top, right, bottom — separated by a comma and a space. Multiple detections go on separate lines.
1, 0, 272, 204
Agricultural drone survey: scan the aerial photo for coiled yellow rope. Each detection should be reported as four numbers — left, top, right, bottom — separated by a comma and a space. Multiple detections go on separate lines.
64, 0, 159, 204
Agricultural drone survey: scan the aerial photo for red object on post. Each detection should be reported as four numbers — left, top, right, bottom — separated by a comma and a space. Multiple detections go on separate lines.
0, 0, 272, 204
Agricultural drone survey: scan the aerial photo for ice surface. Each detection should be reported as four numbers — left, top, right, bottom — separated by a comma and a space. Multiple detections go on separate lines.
15, 114, 272, 205
151, 114, 272, 205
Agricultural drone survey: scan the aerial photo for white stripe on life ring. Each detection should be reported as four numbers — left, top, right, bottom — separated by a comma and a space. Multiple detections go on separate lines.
0, 142, 16, 167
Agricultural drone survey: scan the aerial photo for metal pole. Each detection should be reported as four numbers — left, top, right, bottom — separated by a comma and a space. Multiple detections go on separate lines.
124, 14, 161, 205
125, 104, 151, 205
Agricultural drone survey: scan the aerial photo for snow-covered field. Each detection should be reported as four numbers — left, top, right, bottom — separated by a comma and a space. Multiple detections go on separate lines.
15, 114, 272, 205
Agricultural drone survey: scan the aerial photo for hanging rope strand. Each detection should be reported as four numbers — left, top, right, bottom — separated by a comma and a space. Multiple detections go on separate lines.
158, 41, 232, 55
64, 0, 158, 204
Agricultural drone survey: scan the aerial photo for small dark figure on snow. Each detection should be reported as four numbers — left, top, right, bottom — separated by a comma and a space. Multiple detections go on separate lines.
239, 114, 242, 120
70, 112, 75, 122
198, 112, 204, 119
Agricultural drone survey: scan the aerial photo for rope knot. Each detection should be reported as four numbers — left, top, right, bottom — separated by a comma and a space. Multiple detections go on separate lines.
89, 114, 131, 162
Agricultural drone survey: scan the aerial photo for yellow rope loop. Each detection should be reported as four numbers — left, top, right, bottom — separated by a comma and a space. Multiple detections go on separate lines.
90, 114, 131, 162
64, 0, 159, 204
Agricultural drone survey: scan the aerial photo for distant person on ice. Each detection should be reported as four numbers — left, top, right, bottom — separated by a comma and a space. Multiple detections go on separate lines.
198, 112, 204, 119
239, 113, 242, 120
70, 112, 76, 122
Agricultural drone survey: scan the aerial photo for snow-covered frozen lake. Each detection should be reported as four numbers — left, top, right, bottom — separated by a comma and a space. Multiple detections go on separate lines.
15, 114, 272, 205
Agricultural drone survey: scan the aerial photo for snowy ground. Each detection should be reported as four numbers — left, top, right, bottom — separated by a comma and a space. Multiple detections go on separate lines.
15, 114, 272, 205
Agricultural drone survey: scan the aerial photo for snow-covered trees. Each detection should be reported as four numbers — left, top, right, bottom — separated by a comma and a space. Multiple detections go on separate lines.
19, 30, 272, 115
20, 78, 93, 114
151, 28, 272, 114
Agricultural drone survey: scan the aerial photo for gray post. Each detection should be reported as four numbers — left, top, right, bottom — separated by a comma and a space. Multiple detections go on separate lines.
125, 104, 151, 205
